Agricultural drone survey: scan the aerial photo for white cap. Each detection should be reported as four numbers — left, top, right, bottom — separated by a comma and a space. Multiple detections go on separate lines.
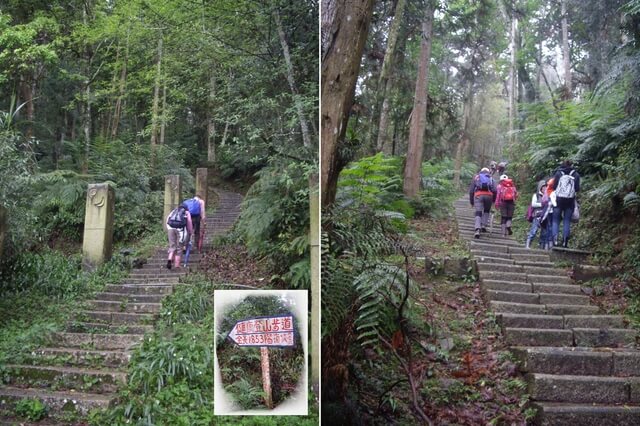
500, 174, 508, 181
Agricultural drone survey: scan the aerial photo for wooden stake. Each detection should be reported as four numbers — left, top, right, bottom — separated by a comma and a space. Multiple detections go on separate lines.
260, 346, 273, 408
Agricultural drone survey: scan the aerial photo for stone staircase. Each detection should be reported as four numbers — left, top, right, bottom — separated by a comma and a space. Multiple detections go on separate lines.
454, 198, 640, 425
0, 188, 243, 421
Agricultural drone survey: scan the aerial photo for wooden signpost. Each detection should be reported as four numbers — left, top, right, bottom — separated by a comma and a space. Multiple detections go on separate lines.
227, 314, 295, 409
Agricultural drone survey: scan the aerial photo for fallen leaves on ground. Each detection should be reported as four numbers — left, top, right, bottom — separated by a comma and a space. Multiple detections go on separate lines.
200, 244, 272, 287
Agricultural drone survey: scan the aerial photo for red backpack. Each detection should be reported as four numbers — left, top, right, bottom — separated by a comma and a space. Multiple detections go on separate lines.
501, 179, 517, 201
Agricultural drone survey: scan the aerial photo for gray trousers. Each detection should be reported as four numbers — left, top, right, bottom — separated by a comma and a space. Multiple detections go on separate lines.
474, 194, 493, 230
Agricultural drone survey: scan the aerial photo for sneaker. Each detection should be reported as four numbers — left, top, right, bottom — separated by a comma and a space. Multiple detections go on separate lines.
474, 229, 480, 239
507, 227, 513, 235
166, 260, 172, 270
481, 228, 488, 233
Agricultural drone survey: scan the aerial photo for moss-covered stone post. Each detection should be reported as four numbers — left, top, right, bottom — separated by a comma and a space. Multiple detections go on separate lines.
82, 183, 115, 270
163, 174, 182, 225
196, 168, 208, 207
0, 205, 6, 259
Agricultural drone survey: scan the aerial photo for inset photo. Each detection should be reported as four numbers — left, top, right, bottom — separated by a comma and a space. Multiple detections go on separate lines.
214, 290, 308, 416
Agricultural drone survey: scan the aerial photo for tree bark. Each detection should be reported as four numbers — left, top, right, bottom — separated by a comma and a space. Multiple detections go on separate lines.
375, 0, 407, 153
403, 2, 435, 198
150, 35, 163, 146
160, 81, 167, 145
508, 7, 517, 145
275, 8, 312, 149
561, 0, 572, 98
453, 79, 473, 188
111, 27, 129, 140
206, 72, 216, 163
321, 0, 375, 207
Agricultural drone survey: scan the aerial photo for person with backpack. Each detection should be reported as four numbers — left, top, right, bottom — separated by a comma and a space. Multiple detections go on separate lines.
182, 194, 206, 253
495, 175, 518, 236
165, 202, 193, 269
551, 160, 580, 247
468, 167, 497, 239
525, 180, 548, 249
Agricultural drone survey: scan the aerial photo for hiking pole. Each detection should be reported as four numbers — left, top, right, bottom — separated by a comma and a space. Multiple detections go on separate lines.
183, 241, 192, 268
198, 221, 205, 253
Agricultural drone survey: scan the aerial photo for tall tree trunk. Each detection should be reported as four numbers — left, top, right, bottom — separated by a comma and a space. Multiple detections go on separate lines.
207, 72, 216, 163
111, 27, 129, 140
508, 8, 518, 145
150, 35, 163, 146
321, 0, 375, 207
561, 0, 572, 98
275, 9, 311, 149
403, 1, 435, 198
82, 82, 91, 174
160, 81, 167, 145
375, 0, 407, 153
453, 79, 473, 188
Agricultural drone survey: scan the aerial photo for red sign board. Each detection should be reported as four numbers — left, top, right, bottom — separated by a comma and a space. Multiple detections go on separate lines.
227, 315, 295, 347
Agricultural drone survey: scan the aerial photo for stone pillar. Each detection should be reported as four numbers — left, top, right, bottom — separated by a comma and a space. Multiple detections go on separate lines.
82, 183, 115, 270
163, 174, 182, 224
195, 168, 208, 207
0, 205, 6, 259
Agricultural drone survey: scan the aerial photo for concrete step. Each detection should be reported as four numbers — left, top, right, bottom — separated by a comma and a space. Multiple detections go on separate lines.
87, 300, 162, 314
128, 270, 188, 278
516, 260, 555, 268
509, 246, 549, 256
528, 274, 574, 285
563, 315, 626, 329
52, 332, 143, 350
511, 253, 550, 263
490, 301, 546, 314
92, 292, 165, 303
546, 304, 600, 316
481, 271, 528, 282
477, 263, 524, 274
482, 279, 532, 293
28, 347, 131, 368
78, 310, 155, 325
471, 249, 512, 259
104, 284, 173, 295
531, 402, 640, 426
504, 328, 574, 346
470, 255, 514, 265
4, 364, 126, 393
528, 373, 640, 404
533, 283, 583, 295
513, 347, 640, 376
0, 386, 112, 415
469, 241, 509, 253
66, 322, 153, 335
498, 313, 564, 330
123, 276, 181, 283
486, 289, 541, 304
539, 293, 591, 306
524, 265, 569, 276
573, 328, 637, 348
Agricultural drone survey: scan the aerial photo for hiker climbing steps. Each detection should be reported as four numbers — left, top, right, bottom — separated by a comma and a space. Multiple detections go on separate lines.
0, 188, 243, 420
454, 197, 640, 425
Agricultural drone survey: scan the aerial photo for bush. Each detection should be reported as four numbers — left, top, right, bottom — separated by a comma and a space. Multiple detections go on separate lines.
234, 160, 312, 288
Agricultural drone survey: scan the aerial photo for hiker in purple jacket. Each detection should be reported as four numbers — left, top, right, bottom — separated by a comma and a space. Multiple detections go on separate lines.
551, 160, 581, 247
469, 167, 497, 239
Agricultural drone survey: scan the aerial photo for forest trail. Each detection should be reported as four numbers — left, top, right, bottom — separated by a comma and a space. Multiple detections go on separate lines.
453, 197, 640, 425
0, 188, 243, 421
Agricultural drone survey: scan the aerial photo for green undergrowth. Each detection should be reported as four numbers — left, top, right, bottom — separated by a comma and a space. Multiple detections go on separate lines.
0, 226, 174, 370
92, 274, 318, 425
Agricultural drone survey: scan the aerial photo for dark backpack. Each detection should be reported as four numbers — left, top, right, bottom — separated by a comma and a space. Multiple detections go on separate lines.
183, 198, 201, 216
167, 206, 187, 229
475, 173, 492, 191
